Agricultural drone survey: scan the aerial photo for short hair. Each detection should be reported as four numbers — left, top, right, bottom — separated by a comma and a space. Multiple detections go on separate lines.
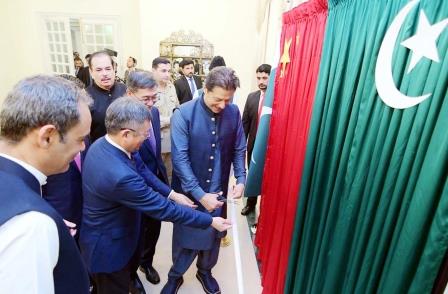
152, 57, 170, 69
256, 64, 271, 75
1, 75, 92, 142
179, 59, 194, 68
105, 96, 152, 134
126, 71, 157, 92
74, 57, 83, 62
129, 56, 137, 65
209, 56, 226, 71
88, 50, 114, 68
205, 67, 240, 92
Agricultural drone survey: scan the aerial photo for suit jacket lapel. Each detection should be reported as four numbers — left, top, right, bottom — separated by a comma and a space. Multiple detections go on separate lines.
254, 91, 261, 110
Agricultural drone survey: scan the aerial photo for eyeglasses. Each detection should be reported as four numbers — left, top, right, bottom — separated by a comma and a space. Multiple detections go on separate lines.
129, 92, 159, 103
120, 128, 150, 138
139, 94, 159, 103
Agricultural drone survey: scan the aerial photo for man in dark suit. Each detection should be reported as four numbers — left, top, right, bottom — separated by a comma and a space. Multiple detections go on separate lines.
80, 97, 231, 294
241, 64, 271, 216
174, 59, 203, 104
0, 75, 92, 293
126, 70, 169, 285
77, 54, 92, 88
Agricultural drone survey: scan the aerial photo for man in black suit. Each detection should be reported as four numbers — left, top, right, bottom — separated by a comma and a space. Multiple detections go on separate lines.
174, 59, 202, 104
241, 64, 271, 216
76, 54, 92, 88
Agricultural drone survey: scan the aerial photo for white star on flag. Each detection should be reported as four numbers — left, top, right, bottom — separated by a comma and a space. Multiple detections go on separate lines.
400, 10, 448, 73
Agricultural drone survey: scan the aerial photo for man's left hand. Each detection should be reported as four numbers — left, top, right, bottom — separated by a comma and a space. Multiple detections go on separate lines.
229, 183, 245, 199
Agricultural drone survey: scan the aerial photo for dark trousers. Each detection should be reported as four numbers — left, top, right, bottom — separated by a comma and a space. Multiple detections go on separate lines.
140, 215, 161, 267
167, 238, 221, 280
92, 269, 130, 294
92, 231, 143, 294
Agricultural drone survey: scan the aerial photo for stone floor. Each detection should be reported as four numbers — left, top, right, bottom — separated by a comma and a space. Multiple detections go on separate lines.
141, 198, 262, 294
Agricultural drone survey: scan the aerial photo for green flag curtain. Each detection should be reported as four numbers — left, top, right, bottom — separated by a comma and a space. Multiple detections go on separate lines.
286, 0, 448, 293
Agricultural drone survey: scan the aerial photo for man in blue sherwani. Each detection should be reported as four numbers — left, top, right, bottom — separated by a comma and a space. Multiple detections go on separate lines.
162, 67, 246, 294
79, 97, 232, 294
126, 70, 172, 285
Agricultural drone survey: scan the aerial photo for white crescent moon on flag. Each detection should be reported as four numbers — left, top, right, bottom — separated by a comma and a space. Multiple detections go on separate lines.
251, 152, 257, 165
375, 0, 431, 109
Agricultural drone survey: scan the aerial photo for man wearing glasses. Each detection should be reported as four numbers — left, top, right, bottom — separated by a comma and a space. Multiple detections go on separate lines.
126, 71, 173, 287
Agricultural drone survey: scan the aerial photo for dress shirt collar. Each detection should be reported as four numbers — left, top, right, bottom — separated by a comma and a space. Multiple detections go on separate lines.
105, 135, 131, 159
0, 153, 47, 186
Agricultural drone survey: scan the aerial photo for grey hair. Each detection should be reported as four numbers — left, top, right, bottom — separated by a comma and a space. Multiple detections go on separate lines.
126, 71, 157, 93
0, 75, 92, 142
105, 96, 152, 134
205, 66, 240, 91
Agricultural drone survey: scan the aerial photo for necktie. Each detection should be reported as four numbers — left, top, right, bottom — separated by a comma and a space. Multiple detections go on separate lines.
189, 77, 196, 96
148, 126, 156, 153
258, 91, 265, 123
74, 152, 82, 171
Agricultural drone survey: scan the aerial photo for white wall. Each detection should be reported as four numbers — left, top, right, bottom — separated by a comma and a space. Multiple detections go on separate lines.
139, 0, 266, 110
0, 0, 287, 108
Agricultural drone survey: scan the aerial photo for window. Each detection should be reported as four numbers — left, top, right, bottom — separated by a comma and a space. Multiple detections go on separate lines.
43, 18, 73, 74
42, 15, 119, 75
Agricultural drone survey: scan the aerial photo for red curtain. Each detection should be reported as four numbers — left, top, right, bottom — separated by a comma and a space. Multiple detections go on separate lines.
254, 1, 328, 293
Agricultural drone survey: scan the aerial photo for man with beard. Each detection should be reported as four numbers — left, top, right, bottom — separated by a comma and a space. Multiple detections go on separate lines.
86, 50, 126, 143
77, 54, 92, 88
174, 59, 203, 105
74, 57, 84, 76
241, 64, 271, 216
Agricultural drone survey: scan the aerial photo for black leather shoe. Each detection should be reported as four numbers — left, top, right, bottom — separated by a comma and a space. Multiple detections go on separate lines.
139, 265, 160, 284
196, 272, 221, 294
129, 275, 146, 294
241, 205, 255, 216
161, 277, 183, 294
